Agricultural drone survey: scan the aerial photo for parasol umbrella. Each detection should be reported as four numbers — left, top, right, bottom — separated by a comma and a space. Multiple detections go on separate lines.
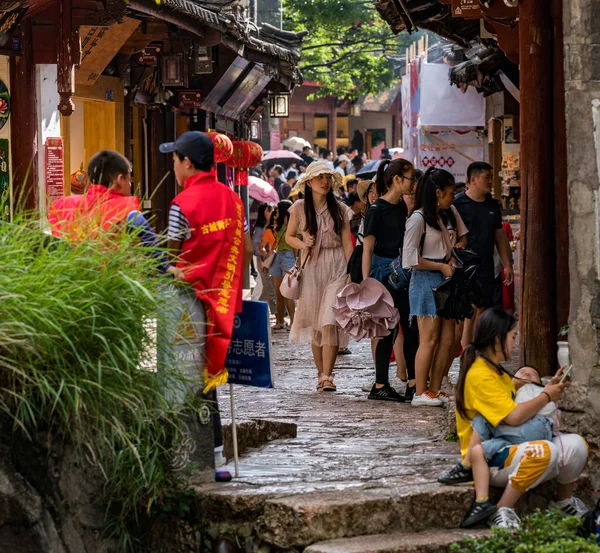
333, 277, 400, 341
282, 136, 311, 151
356, 159, 383, 179
248, 176, 279, 204
262, 150, 303, 167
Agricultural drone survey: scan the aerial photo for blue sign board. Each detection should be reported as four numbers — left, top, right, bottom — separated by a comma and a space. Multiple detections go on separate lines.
226, 300, 273, 388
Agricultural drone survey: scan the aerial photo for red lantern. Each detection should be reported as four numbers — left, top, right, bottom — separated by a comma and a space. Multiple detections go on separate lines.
205, 131, 234, 164
224, 140, 263, 186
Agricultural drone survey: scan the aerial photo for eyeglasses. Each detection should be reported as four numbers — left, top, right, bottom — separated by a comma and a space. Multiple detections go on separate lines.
403, 175, 418, 184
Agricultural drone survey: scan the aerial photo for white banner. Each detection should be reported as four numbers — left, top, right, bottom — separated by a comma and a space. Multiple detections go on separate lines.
401, 77, 413, 163
419, 63, 485, 127
418, 129, 485, 183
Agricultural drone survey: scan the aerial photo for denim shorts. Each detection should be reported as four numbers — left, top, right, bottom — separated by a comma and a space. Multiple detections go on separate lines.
409, 267, 445, 317
270, 250, 296, 279
472, 414, 554, 461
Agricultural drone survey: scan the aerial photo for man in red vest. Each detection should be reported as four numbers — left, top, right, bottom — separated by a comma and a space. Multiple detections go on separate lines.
161, 131, 247, 480
49, 150, 140, 241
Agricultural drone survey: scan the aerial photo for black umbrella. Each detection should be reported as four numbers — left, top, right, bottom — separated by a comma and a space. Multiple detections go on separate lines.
356, 159, 383, 179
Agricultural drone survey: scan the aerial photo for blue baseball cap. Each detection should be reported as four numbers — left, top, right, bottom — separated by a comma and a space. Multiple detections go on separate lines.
159, 131, 214, 166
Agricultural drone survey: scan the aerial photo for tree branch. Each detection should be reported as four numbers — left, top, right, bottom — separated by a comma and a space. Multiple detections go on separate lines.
302, 49, 392, 71
302, 37, 400, 52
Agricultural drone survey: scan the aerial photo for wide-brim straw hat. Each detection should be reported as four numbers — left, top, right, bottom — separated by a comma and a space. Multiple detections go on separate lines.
357, 178, 376, 204
296, 160, 343, 193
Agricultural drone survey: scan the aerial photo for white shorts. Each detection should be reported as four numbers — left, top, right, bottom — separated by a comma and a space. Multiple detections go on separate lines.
489, 434, 588, 493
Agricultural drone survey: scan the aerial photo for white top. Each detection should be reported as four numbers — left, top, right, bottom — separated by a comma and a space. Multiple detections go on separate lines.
402, 206, 468, 269
515, 383, 557, 419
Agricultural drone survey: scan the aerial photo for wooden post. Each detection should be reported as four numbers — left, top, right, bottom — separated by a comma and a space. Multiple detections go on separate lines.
57, 0, 75, 116
328, 98, 337, 154
552, 0, 569, 332
10, 20, 38, 212
519, 0, 557, 374
489, 119, 502, 199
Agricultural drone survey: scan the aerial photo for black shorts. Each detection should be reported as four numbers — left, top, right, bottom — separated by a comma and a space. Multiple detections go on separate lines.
475, 276, 500, 309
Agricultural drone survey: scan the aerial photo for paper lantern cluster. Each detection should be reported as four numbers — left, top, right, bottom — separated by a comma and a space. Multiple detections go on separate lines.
205, 132, 263, 186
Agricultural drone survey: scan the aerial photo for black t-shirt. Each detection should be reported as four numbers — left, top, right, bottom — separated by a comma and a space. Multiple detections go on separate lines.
363, 198, 408, 258
453, 192, 502, 279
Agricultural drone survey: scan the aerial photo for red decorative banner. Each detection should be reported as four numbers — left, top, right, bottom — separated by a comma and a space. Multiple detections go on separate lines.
45, 137, 64, 206
178, 91, 203, 109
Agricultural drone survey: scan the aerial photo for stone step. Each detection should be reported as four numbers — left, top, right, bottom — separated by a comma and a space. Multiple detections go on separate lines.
259, 483, 474, 549
195, 481, 475, 549
221, 418, 297, 459
304, 529, 491, 553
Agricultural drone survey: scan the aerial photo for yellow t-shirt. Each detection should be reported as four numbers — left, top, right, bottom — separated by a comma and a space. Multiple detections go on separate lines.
456, 357, 518, 458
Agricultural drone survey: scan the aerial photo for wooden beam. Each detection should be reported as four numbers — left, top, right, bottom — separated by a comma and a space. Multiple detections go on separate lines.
552, 0, 569, 331
75, 17, 140, 86
519, 0, 557, 374
9, 19, 38, 212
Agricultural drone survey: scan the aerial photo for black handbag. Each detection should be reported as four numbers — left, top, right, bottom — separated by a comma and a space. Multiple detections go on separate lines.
347, 244, 364, 284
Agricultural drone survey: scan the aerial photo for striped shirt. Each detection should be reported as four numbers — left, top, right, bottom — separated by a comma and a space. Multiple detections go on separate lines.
167, 202, 249, 241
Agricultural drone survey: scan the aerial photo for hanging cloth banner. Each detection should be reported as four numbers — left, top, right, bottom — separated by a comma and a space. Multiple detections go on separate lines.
419, 63, 485, 127
419, 129, 484, 183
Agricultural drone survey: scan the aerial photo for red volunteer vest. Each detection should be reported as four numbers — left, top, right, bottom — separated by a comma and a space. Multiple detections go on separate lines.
48, 185, 140, 241
173, 171, 244, 386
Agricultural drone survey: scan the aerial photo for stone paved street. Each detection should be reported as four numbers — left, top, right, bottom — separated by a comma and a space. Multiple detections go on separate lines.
217, 329, 460, 492
192, 330, 489, 551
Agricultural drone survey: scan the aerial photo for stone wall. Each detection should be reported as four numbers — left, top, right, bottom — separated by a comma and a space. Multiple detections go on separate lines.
563, 0, 600, 494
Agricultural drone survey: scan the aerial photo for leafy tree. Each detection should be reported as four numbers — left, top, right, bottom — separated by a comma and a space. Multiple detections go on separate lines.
283, 0, 418, 100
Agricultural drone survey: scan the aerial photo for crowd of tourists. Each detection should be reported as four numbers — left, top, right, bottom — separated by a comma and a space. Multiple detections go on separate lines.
45, 133, 590, 531
251, 146, 590, 531
253, 146, 516, 407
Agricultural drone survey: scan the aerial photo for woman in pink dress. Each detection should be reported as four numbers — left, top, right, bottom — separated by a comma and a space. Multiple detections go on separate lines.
286, 161, 354, 392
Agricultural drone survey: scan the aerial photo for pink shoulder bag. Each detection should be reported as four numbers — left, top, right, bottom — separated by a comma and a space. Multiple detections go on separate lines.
280, 249, 311, 301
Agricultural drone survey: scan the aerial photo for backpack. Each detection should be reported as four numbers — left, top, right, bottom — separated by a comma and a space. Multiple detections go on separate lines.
578, 499, 600, 541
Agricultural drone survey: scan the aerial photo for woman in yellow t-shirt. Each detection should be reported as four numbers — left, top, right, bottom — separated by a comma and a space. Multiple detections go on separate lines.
443, 309, 588, 530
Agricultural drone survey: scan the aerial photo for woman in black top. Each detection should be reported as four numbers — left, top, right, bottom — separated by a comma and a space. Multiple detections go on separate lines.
362, 159, 419, 402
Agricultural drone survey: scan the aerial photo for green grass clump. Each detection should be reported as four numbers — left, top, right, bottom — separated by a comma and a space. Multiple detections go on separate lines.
451, 510, 600, 553
0, 219, 195, 551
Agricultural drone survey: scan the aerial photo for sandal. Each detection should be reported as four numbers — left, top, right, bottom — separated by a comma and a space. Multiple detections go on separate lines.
317, 375, 336, 392
272, 323, 285, 331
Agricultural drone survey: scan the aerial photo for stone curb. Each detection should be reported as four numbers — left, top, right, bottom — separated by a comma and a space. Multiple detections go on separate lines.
222, 419, 298, 460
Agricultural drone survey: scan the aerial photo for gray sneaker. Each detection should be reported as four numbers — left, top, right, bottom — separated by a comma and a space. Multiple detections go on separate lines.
489, 507, 520, 529
362, 379, 375, 392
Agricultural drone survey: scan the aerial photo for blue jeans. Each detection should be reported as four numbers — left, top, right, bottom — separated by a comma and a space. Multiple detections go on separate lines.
471, 414, 553, 461
270, 250, 296, 278
370, 254, 394, 281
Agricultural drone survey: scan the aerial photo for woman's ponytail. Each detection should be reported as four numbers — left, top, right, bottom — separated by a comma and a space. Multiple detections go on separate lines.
375, 159, 391, 197
455, 344, 477, 420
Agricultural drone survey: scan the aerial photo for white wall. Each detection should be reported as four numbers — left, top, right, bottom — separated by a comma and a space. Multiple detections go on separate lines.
36, 64, 61, 217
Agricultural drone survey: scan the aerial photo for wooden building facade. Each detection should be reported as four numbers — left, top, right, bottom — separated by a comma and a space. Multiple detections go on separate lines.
5, 0, 303, 230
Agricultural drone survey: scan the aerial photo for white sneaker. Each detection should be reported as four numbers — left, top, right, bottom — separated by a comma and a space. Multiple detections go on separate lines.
436, 391, 450, 405
411, 391, 443, 407
550, 497, 588, 518
362, 379, 375, 392
489, 507, 521, 529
